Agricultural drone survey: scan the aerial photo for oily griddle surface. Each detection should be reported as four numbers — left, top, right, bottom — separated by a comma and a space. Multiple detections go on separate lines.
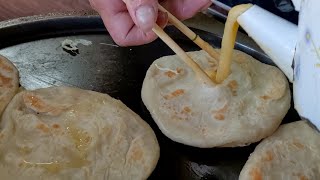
0, 15, 300, 179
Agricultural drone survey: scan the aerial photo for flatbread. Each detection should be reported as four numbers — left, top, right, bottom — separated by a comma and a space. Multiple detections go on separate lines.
0, 55, 19, 115
239, 120, 320, 180
141, 50, 291, 148
0, 86, 159, 180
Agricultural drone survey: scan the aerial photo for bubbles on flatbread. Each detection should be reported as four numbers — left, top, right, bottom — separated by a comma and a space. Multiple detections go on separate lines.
141, 50, 291, 148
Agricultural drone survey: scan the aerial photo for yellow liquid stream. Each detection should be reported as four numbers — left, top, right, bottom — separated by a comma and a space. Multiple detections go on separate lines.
215, 4, 253, 83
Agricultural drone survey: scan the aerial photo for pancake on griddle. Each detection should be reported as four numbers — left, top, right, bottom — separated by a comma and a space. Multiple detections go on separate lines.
142, 49, 291, 148
239, 120, 320, 180
0, 55, 19, 115
0, 86, 159, 180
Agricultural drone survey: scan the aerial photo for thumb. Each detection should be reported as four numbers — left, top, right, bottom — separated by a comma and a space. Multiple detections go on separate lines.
124, 0, 158, 32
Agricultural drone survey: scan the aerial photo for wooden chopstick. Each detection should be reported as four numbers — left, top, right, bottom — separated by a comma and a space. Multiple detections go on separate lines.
158, 4, 220, 61
152, 24, 214, 85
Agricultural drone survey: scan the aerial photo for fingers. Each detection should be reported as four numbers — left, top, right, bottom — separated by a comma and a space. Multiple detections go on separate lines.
89, 0, 158, 46
124, 0, 158, 32
161, 0, 212, 20
100, 8, 159, 46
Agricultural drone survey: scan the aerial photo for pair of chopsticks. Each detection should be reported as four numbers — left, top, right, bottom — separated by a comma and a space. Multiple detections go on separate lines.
152, 4, 219, 85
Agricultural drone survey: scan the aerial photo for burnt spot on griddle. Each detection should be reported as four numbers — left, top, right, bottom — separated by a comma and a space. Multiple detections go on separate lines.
62, 44, 80, 56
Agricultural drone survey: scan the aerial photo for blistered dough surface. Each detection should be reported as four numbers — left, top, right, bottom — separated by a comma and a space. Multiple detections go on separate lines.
0, 86, 159, 180
0, 55, 19, 115
239, 120, 320, 180
142, 50, 291, 148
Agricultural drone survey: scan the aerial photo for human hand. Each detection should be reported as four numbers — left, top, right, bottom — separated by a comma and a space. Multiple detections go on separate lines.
89, 0, 212, 46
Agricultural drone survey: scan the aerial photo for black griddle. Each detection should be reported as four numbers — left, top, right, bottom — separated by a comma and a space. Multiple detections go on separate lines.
0, 13, 300, 180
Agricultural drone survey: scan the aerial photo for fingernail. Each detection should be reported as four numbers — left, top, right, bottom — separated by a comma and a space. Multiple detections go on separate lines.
136, 5, 156, 32
157, 11, 168, 28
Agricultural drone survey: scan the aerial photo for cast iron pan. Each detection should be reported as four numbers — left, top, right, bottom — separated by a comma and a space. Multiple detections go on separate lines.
0, 13, 300, 179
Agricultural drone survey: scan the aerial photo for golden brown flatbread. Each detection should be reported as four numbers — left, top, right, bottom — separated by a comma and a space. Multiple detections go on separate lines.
0, 86, 159, 180
0, 55, 19, 115
142, 50, 291, 148
239, 120, 320, 180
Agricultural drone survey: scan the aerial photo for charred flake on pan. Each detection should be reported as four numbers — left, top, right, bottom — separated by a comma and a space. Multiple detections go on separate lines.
61, 39, 92, 56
